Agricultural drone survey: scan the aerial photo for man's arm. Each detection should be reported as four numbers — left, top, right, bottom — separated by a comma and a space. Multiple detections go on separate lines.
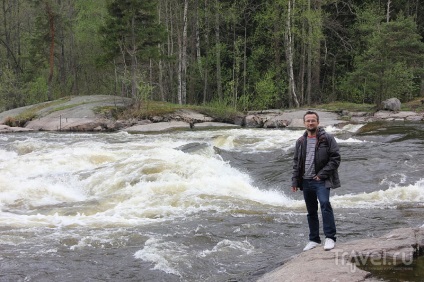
291, 139, 301, 191
316, 134, 340, 179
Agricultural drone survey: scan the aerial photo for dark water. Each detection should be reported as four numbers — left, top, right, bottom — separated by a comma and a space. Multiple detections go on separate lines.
357, 255, 424, 282
0, 122, 423, 281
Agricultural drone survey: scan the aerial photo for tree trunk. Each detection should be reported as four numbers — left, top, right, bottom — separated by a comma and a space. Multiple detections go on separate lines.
157, 1, 165, 101
195, 0, 203, 78
285, 0, 300, 108
177, 0, 188, 105
130, 15, 138, 100
311, 0, 322, 104
307, 0, 312, 105
203, 0, 209, 104
273, 3, 282, 107
45, 1, 55, 101
215, 0, 223, 102
182, 0, 188, 104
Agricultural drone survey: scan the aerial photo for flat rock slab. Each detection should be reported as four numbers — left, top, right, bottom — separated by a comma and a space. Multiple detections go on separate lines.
193, 122, 240, 129
0, 124, 33, 132
258, 227, 423, 282
374, 111, 423, 121
125, 121, 190, 133
282, 110, 341, 128
124, 121, 241, 133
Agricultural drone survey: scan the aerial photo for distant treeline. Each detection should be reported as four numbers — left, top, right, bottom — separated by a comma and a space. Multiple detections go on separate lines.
1, 0, 424, 111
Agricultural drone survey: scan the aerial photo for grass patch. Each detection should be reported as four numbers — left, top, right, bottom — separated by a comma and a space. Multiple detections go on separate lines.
94, 105, 127, 119
116, 100, 242, 122
5, 110, 38, 127
316, 101, 375, 112
401, 97, 424, 112
4, 97, 72, 126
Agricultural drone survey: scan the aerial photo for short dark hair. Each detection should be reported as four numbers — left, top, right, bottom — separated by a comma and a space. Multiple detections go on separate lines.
303, 111, 319, 122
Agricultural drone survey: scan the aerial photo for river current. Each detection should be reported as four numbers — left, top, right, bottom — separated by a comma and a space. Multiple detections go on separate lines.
0, 122, 423, 281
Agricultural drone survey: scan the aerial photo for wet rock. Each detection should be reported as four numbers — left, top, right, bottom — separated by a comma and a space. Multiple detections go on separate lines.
258, 227, 424, 282
263, 116, 289, 128
245, 114, 264, 128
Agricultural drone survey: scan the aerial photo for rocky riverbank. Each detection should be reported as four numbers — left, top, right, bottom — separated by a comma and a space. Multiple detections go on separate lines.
0, 95, 423, 133
258, 227, 424, 282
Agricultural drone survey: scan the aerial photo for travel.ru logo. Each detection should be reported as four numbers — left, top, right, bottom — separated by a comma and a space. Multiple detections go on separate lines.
333, 249, 414, 272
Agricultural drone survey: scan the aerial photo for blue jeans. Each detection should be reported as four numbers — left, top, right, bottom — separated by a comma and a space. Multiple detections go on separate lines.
302, 179, 336, 243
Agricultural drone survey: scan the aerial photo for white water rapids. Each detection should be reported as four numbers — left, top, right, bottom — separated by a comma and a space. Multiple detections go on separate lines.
0, 125, 423, 280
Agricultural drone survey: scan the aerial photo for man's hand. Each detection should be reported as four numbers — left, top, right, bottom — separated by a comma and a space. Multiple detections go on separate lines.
313, 175, 321, 181
291, 186, 298, 192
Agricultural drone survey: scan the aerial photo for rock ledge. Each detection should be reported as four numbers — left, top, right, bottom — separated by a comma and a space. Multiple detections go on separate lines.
258, 227, 423, 282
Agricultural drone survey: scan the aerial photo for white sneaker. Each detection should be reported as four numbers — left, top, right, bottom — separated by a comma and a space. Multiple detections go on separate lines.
324, 238, 335, 250
303, 241, 320, 251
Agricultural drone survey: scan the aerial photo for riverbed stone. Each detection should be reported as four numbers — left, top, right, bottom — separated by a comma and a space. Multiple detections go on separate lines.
1, 95, 423, 133
0, 124, 33, 132
245, 114, 264, 128
257, 227, 424, 282
382, 98, 401, 111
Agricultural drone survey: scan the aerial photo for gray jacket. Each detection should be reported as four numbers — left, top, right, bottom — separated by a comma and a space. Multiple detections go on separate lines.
291, 127, 341, 190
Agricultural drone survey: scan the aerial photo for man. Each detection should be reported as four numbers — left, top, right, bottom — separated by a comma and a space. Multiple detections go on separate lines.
291, 111, 341, 251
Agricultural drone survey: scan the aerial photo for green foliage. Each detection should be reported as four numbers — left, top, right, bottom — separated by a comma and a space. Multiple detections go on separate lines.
251, 71, 279, 110
0, 69, 24, 110
1, 0, 424, 114
337, 14, 424, 106
99, 0, 166, 63
25, 76, 49, 105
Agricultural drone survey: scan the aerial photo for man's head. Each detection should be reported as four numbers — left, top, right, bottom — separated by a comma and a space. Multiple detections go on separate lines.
303, 111, 319, 135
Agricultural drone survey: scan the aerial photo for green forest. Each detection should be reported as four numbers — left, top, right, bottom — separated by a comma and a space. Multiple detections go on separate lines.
1, 0, 424, 113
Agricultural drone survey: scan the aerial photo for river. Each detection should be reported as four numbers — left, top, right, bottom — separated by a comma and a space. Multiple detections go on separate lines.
0, 122, 423, 281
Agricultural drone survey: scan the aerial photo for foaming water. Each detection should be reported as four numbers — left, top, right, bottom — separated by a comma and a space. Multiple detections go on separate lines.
0, 126, 423, 281
0, 131, 298, 229
332, 179, 424, 209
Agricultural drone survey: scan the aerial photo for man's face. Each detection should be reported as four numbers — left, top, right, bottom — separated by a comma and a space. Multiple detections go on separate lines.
304, 114, 319, 133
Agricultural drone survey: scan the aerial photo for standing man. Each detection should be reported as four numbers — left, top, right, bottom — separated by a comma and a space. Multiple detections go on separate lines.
291, 111, 341, 251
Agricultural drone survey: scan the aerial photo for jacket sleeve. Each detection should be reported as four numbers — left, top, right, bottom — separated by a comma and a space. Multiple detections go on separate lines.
316, 134, 340, 180
291, 140, 301, 187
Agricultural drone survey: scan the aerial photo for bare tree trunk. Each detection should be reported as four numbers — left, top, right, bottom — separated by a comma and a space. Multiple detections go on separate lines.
299, 34, 306, 105
273, 3, 282, 107
130, 15, 138, 100
203, 0, 209, 104
285, 0, 300, 108
2, 0, 11, 68
243, 24, 247, 101
215, 0, 223, 102
177, 0, 188, 105
182, 0, 188, 104
195, 0, 203, 77
386, 0, 391, 22
307, 0, 312, 105
177, 32, 183, 105
157, 1, 165, 101
45, 1, 55, 101
311, 0, 322, 103
166, 0, 175, 103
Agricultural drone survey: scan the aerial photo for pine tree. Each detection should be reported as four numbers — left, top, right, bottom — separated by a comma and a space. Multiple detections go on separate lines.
99, 0, 166, 101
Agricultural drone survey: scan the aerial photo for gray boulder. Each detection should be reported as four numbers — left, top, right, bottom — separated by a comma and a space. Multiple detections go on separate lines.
244, 114, 264, 128
263, 116, 289, 128
382, 98, 401, 111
